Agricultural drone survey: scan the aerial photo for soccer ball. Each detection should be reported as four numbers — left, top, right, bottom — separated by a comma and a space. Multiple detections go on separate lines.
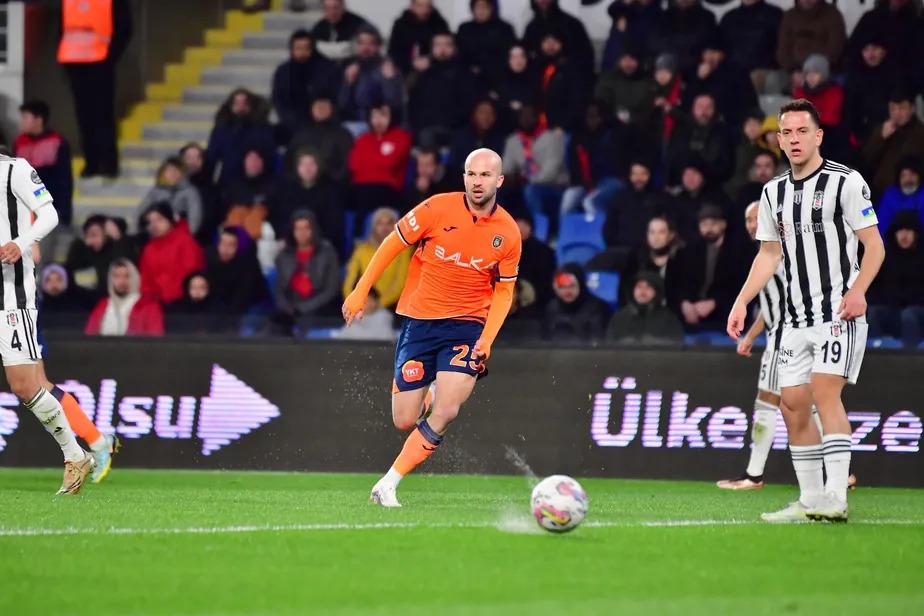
530, 475, 588, 533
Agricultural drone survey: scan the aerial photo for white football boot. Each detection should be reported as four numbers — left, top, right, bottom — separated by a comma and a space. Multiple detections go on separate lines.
370, 479, 402, 508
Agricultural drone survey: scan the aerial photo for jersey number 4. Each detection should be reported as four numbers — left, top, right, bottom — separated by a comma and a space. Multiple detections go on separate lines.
9, 331, 21, 352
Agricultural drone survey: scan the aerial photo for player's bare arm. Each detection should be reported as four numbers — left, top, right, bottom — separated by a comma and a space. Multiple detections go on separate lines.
737, 313, 766, 358
839, 226, 885, 320
727, 241, 782, 339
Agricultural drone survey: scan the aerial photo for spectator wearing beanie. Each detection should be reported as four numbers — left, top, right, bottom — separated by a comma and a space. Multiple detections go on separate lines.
843, 33, 903, 144
387, 0, 451, 76
535, 30, 590, 133
847, 0, 924, 90
138, 202, 206, 306
522, 0, 595, 79
271, 29, 340, 142
594, 43, 653, 130
651, 54, 683, 143
793, 55, 844, 128
543, 263, 610, 344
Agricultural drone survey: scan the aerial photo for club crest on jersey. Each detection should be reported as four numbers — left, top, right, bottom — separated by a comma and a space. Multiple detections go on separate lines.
812, 190, 825, 210
6, 312, 17, 328
830, 323, 842, 338
492, 235, 504, 249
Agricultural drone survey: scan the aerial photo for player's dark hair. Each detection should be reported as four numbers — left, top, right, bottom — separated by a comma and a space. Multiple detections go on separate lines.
109, 217, 128, 237
778, 98, 821, 128
888, 87, 914, 104
355, 23, 382, 44
752, 149, 779, 165
156, 156, 185, 183
0, 145, 11, 157
367, 102, 394, 126
289, 28, 313, 49
416, 147, 440, 163
19, 100, 50, 123
83, 214, 108, 233
179, 142, 204, 157
692, 91, 716, 104
648, 214, 676, 234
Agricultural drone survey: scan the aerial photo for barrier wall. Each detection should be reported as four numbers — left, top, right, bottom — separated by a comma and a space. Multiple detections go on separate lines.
0, 339, 920, 486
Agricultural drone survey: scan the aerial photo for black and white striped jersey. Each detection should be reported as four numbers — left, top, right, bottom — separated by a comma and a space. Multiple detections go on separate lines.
756, 159, 878, 328
758, 265, 787, 337
0, 156, 57, 311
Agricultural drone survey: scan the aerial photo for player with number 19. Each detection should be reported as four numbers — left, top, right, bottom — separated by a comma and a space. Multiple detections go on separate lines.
0, 152, 95, 493
727, 99, 885, 522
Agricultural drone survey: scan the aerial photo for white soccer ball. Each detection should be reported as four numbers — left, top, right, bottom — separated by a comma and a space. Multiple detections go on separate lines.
530, 474, 588, 533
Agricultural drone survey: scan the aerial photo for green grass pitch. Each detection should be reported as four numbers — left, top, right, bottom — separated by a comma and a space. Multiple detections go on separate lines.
1, 469, 923, 615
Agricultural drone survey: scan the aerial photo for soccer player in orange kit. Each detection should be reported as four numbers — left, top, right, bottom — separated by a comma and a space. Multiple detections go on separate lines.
342, 148, 522, 507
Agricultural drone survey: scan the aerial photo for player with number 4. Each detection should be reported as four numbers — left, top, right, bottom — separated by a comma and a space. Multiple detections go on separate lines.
0, 151, 95, 494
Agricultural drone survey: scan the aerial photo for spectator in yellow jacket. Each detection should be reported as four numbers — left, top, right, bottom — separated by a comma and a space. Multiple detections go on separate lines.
342, 207, 411, 309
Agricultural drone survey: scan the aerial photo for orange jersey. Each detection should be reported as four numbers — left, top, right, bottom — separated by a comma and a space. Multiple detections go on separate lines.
394, 192, 521, 321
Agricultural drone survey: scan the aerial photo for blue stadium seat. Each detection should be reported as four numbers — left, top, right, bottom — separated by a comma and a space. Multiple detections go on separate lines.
558, 244, 599, 266
362, 211, 374, 239
557, 212, 606, 266
869, 337, 904, 349
306, 328, 341, 339
264, 267, 276, 296
707, 332, 737, 347
344, 210, 357, 249
274, 149, 285, 176
585, 271, 620, 309
532, 212, 550, 242
684, 332, 736, 347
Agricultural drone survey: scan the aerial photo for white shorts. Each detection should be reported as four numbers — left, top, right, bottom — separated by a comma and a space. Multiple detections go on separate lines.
0, 309, 40, 367
777, 321, 867, 388
757, 343, 781, 396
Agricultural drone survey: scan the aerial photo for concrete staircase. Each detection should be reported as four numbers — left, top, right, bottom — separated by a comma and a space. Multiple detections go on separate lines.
74, 3, 322, 224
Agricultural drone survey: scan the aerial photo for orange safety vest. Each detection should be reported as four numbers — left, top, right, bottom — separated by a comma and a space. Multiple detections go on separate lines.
57, 0, 113, 64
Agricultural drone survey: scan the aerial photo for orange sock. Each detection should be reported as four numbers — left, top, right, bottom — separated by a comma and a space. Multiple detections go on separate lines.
392, 420, 442, 476
51, 387, 103, 450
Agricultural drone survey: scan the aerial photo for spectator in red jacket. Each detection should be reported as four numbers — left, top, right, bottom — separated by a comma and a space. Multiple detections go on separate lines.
347, 103, 412, 229
85, 259, 164, 337
139, 202, 206, 305
793, 54, 850, 161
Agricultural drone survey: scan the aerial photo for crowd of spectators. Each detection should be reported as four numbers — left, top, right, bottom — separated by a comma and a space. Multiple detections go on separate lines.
16, 0, 924, 347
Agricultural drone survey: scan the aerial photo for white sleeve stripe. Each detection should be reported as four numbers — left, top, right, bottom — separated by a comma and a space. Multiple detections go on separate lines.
497, 275, 517, 281
394, 224, 411, 246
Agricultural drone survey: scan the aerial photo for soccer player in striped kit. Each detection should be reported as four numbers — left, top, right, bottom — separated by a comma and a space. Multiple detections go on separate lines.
728, 100, 884, 522
718, 202, 856, 491
0, 151, 95, 493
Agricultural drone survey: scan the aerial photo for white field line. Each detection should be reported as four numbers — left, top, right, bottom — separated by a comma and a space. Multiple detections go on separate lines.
0, 518, 921, 538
